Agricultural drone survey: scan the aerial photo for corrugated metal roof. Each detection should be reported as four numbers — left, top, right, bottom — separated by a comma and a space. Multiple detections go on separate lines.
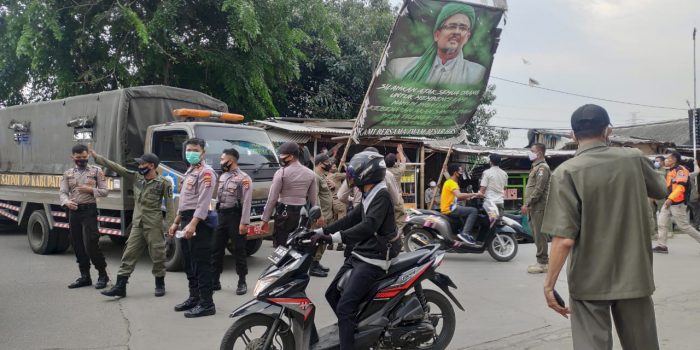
254, 120, 352, 135
265, 129, 311, 144
429, 144, 576, 158
614, 119, 689, 145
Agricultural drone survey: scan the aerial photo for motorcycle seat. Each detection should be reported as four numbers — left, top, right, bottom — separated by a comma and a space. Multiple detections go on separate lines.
388, 249, 432, 275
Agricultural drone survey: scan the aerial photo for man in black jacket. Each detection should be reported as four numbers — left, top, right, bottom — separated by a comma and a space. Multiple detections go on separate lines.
311, 151, 401, 350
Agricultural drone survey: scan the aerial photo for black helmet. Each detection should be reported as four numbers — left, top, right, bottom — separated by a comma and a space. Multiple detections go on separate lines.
346, 151, 386, 188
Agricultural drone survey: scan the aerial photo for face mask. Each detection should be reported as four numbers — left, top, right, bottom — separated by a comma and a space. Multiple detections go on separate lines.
138, 166, 151, 175
654, 161, 661, 169
185, 151, 201, 165
75, 159, 88, 168
279, 156, 289, 167
528, 151, 538, 161
221, 161, 231, 173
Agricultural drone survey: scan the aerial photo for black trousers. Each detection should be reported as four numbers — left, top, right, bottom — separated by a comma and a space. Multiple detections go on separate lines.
326, 257, 385, 350
273, 204, 302, 248
212, 208, 247, 280
180, 211, 214, 306
68, 204, 106, 274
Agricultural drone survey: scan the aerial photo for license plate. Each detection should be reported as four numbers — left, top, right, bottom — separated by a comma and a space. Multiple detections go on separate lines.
268, 246, 290, 264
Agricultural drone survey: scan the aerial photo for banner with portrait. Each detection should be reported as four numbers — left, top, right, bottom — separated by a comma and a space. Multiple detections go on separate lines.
355, 0, 507, 138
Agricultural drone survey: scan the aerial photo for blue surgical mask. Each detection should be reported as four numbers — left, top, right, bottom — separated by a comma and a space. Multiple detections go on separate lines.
654, 161, 661, 169
185, 151, 201, 165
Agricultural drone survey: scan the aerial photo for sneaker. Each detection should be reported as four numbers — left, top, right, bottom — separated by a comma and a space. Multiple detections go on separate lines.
652, 246, 668, 254
527, 263, 548, 274
457, 233, 477, 245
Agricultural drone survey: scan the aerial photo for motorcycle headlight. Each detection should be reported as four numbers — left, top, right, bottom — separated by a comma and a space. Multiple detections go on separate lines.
254, 275, 280, 297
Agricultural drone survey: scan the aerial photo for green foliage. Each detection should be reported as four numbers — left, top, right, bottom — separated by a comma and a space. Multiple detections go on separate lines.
464, 84, 509, 147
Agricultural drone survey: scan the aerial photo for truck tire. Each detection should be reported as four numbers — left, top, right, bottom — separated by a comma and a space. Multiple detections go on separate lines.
245, 239, 263, 256
53, 229, 71, 254
27, 210, 57, 254
165, 235, 184, 272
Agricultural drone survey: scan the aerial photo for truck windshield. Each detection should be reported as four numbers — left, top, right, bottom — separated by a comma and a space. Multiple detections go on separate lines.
195, 126, 278, 170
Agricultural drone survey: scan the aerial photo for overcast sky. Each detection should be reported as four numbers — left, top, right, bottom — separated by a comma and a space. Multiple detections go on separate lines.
389, 0, 700, 147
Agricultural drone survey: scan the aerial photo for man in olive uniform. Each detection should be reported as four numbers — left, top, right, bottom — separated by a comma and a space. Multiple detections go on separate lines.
261, 142, 319, 247
92, 148, 175, 298
60, 144, 110, 289
542, 104, 666, 350
310, 154, 334, 277
649, 156, 668, 237
211, 148, 253, 295
522, 143, 551, 274
385, 144, 407, 234
168, 138, 218, 318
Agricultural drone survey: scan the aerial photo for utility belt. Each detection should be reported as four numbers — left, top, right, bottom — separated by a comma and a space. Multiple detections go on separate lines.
69, 203, 97, 211
217, 205, 242, 214
275, 203, 304, 218
179, 209, 218, 230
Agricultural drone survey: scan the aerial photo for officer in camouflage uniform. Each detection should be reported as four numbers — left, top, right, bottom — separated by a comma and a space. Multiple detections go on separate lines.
523, 143, 551, 274
92, 148, 175, 298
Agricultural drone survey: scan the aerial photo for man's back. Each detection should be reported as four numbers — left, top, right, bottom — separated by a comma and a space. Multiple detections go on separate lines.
481, 166, 507, 204
542, 142, 666, 300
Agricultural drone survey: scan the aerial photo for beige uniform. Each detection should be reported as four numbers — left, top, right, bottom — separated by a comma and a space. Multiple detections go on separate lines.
525, 159, 551, 265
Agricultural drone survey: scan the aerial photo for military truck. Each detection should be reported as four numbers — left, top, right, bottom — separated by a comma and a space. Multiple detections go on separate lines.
0, 86, 279, 271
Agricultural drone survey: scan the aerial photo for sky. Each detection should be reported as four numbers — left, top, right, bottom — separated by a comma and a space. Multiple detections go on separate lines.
389, 0, 700, 147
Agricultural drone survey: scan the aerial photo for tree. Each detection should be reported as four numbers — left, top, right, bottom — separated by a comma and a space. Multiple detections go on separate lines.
0, 0, 339, 119
463, 84, 509, 147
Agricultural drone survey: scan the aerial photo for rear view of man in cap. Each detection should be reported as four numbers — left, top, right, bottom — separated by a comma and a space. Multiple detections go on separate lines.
261, 142, 319, 247
89, 147, 175, 298
542, 104, 666, 350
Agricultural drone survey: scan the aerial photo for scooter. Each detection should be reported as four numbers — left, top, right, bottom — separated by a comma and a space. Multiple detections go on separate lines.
403, 204, 519, 262
221, 206, 463, 350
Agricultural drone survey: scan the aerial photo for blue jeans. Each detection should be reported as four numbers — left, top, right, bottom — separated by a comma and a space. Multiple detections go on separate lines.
449, 205, 478, 235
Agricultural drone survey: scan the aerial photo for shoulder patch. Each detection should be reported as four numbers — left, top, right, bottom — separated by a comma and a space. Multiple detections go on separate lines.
202, 172, 213, 187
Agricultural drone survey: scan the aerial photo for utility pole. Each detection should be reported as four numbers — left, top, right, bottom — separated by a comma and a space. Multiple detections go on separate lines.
694, 27, 697, 157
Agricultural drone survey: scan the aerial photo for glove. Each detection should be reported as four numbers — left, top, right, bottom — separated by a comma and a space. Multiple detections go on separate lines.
310, 232, 332, 245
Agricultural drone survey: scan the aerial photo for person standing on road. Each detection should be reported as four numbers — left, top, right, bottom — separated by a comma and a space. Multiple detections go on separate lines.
479, 154, 508, 220
649, 156, 668, 237
425, 180, 440, 210
211, 148, 252, 296
309, 153, 334, 277
542, 104, 666, 350
652, 152, 700, 254
385, 144, 407, 235
261, 142, 319, 247
168, 138, 218, 318
523, 143, 551, 274
92, 149, 175, 298
441, 164, 482, 245
60, 144, 110, 290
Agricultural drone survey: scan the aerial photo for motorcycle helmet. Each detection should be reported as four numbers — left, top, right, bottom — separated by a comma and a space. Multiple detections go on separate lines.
346, 151, 386, 188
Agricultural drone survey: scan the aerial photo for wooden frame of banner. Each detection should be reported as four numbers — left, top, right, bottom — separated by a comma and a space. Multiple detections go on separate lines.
428, 145, 454, 210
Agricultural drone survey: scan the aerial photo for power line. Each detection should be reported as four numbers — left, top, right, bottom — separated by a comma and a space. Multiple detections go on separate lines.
491, 76, 687, 111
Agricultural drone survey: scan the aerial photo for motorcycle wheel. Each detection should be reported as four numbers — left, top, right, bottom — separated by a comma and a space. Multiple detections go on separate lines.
487, 232, 518, 262
220, 314, 295, 350
413, 289, 456, 349
404, 228, 435, 252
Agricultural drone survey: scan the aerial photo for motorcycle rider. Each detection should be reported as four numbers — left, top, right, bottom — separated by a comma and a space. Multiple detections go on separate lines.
441, 164, 483, 244
310, 150, 402, 350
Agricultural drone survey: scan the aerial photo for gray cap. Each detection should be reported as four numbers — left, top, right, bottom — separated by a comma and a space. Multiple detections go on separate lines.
135, 153, 160, 166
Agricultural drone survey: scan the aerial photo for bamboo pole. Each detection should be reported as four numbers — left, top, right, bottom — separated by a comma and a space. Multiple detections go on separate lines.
419, 144, 425, 209
428, 145, 453, 211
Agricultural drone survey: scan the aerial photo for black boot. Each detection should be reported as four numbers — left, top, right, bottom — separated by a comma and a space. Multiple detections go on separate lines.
155, 276, 165, 297
317, 262, 330, 273
236, 278, 247, 296
184, 303, 216, 318
336, 243, 345, 251
95, 271, 109, 290
309, 261, 328, 278
68, 272, 92, 289
102, 275, 128, 297
212, 275, 222, 291
174, 289, 199, 312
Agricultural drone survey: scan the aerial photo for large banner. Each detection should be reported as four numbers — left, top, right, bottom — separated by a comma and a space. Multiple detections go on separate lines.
356, 0, 506, 138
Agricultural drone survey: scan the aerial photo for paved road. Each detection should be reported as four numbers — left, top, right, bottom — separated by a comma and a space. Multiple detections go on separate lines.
1, 228, 700, 350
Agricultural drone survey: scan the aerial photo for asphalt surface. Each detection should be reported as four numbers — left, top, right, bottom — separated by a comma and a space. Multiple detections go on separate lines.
2, 227, 700, 350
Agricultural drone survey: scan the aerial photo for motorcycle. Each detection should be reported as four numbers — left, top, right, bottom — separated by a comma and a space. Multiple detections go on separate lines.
403, 204, 519, 262
502, 213, 535, 244
221, 206, 463, 350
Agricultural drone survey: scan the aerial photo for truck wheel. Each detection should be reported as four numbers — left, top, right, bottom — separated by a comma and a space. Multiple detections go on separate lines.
27, 210, 57, 254
53, 229, 71, 254
245, 239, 263, 256
165, 235, 184, 272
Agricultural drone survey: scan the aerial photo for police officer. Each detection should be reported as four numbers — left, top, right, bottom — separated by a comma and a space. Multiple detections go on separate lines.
310, 150, 402, 350
261, 142, 318, 247
92, 148, 175, 298
542, 104, 666, 349
522, 143, 551, 274
211, 148, 252, 295
168, 138, 218, 318
310, 153, 334, 277
59, 144, 110, 289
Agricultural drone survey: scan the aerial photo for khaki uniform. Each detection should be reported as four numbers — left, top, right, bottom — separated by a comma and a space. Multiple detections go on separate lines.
541, 142, 666, 350
59, 164, 109, 275
524, 159, 551, 265
649, 168, 669, 236
328, 172, 347, 220
314, 170, 335, 262
95, 155, 175, 277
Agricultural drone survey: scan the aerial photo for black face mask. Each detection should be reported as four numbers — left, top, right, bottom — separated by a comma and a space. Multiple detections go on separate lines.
75, 159, 88, 168
221, 161, 232, 173
138, 166, 151, 176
